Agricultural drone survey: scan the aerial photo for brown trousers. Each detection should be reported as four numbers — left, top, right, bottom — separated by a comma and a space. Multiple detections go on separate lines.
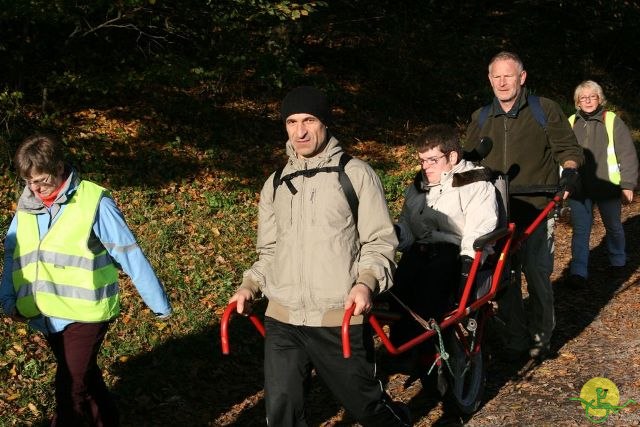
46, 322, 119, 427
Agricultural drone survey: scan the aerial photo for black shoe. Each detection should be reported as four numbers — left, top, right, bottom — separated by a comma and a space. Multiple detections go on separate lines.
610, 265, 626, 278
394, 401, 413, 426
495, 347, 528, 363
566, 274, 587, 289
529, 344, 551, 361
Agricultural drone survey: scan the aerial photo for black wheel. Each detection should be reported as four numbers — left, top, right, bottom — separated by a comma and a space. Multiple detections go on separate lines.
443, 322, 486, 415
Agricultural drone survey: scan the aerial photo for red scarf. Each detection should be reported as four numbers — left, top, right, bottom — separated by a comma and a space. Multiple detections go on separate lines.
38, 178, 67, 208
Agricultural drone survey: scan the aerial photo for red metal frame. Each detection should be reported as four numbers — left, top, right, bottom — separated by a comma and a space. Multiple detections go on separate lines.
220, 196, 561, 362
220, 301, 265, 355
513, 194, 562, 250
342, 222, 516, 358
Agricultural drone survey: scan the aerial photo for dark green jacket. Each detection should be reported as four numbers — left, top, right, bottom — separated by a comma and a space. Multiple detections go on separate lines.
466, 88, 584, 222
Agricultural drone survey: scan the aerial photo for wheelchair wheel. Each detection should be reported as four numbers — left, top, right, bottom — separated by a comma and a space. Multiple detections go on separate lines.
444, 322, 486, 415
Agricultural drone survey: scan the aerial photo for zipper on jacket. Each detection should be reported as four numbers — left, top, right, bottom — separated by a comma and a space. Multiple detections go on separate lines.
502, 116, 508, 173
299, 161, 308, 325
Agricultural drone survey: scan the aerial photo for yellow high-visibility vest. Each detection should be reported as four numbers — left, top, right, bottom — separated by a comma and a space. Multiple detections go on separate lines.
13, 181, 120, 321
569, 111, 620, 185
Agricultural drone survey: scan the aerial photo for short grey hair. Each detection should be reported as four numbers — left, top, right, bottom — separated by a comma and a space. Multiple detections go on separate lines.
488, 51, 524, 74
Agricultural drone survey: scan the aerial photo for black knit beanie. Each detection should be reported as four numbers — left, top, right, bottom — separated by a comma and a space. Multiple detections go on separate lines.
280, 86, 332, 125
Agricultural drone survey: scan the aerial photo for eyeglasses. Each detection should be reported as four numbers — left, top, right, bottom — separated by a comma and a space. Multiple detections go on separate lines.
22, 174, 54, 187
578, 94, 599, 103
419, 153, 448, 166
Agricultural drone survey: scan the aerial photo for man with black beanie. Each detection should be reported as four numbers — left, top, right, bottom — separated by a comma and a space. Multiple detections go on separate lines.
229, 86, 411, 426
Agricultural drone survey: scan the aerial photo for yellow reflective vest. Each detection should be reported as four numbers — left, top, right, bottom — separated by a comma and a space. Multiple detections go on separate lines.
569, 111, 620, 185
12, 181, 120, 321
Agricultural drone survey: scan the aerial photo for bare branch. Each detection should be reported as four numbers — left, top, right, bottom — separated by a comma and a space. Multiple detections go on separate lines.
68, 6, 165, 42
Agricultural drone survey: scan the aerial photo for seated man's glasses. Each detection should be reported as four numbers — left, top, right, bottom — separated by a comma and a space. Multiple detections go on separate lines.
419, 153, 448, 166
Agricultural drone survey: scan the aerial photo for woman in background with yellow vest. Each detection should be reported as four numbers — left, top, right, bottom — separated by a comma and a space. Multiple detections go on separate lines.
0, 134, 172, 426
566, 80, 639, 288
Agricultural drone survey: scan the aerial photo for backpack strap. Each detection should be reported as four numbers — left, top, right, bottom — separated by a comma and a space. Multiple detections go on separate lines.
527, 95, 547, 129
478, 104, 491, 129
337, 154, 358, 225
271, 153, 359, 223
272, 166, 285, 201
478, 95, 547, 129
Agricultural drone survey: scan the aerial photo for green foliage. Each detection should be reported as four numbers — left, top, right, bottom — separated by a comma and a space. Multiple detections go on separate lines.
0, 0, 329, 108
379, 168, 414, 219
0, 90, 22, 131
203, 189, 252, 214
0, 89, 23, 169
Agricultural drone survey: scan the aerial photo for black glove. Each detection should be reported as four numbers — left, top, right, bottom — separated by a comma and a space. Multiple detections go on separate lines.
457, 255, 474, 300
559, 168, 580, 196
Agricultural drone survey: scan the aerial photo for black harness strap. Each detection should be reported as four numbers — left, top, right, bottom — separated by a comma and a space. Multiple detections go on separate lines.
272, 153, 358, 224
337, 154, 358, 225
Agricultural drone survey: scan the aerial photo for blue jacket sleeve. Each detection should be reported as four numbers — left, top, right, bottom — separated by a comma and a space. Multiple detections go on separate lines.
0, 215, 18, 315
93, 196, 172, 317
1, 215, 50, 333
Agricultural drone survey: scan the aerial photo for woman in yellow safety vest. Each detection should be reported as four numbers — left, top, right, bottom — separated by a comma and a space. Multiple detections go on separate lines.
565, 80, 639, 288
0, 134, 172, 426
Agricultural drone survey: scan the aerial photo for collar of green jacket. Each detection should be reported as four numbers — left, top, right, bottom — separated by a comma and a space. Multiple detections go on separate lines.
490, 87, 531, 118
576, 105, 605, 121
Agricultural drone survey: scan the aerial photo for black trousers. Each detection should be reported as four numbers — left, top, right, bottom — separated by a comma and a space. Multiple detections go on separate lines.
263, 317, 410, 426
47, 322, 119, 427
388, 242, 461, 347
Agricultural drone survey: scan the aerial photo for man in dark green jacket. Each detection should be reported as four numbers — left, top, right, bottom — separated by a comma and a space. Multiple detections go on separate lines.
465, 51, 584, 361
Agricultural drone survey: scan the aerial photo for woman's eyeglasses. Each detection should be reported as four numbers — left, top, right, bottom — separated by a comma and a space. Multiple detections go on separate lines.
578, 94, 599, 103
22, 174, 54, 187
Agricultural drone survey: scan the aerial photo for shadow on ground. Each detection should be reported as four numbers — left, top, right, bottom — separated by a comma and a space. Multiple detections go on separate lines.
478, 213, 640, 415
108, 314, 266, 426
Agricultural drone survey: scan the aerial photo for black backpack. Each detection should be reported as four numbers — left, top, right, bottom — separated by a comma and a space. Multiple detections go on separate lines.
272, 153, 359, 224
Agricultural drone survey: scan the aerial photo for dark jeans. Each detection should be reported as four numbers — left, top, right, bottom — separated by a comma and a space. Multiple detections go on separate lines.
389, 242, 460, 347
263, 317, 410, 427
47, 322, 119, 427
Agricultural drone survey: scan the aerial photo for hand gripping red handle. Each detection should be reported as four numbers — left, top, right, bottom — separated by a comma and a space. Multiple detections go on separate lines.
220, 301, 265, 355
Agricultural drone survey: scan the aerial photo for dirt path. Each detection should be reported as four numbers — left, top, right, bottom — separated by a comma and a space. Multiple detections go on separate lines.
461, 199, 640, 427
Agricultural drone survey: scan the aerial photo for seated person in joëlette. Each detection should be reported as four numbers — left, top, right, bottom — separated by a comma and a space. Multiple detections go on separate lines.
389, 124, 498, 348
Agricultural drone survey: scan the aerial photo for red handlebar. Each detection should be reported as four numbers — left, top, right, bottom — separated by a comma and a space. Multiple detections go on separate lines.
220, 301, 266, 355
341, 222, 518, 360
341, 305, 356, 358
514, 195, 562, 250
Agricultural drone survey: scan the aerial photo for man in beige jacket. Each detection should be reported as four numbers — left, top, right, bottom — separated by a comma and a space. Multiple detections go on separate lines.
229, 86, 410, 426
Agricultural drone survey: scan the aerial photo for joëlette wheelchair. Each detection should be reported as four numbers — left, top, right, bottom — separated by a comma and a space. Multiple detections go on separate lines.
219, 160, 564, 417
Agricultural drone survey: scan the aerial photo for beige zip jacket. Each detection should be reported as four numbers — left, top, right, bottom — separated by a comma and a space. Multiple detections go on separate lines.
239, 137, 397, 326
395, 160, 498, 259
